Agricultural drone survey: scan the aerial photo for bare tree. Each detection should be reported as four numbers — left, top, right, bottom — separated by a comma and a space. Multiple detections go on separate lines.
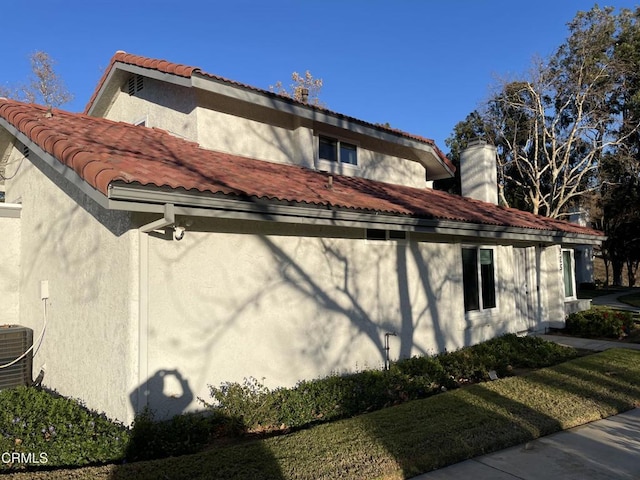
270, 70, 324, 107
1, 51, 72, 108
462, 7, 640, 220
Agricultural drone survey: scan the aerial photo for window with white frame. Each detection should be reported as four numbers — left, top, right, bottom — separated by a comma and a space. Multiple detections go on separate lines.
318, 136, 357, 165
562, 249, 576, 299
462, 246, 497, 312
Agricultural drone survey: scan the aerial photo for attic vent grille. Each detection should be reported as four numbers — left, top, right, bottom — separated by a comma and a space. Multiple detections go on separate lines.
0, 325, 33, 389
22, 144, 30, 158
127, 75, 144, 95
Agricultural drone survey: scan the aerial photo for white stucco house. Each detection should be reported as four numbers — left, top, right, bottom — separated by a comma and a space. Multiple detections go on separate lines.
0, 52, 603, 424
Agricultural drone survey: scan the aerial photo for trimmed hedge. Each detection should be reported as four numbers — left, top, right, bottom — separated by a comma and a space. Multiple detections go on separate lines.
201, 334, 577, 432
566, 307, 635, 339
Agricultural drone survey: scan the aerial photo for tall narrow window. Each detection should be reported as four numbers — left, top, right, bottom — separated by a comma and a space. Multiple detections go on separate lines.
462, 246, 496, 312
462, 248, 479, 311
562, 249, 575, 298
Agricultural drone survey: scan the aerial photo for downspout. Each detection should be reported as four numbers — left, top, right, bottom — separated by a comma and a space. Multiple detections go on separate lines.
136, 204, 175, 416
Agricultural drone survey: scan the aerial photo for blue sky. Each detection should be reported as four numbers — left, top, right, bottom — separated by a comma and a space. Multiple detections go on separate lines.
2, 1, 638, 152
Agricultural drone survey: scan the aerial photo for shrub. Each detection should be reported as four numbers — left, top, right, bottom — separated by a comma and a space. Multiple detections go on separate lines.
202, 334, 578, 433
0, 386, 127, 471
565, 307, 634, 338
125, 408, 237, 462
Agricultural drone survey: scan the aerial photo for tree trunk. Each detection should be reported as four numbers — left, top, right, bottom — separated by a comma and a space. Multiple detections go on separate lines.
627, 259, 638, 287
612, 260, 624, 286
603, 257, 610, 287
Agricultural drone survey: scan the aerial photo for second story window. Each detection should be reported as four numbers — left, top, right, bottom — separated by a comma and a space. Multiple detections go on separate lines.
319, 136, 357, 166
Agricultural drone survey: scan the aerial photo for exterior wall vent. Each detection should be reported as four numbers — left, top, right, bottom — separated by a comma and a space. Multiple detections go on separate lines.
127, 75, 144, 96
0, 325, 33, 389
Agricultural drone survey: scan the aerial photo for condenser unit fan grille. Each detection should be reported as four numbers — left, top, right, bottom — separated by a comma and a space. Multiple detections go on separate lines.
0, 325, 33, 389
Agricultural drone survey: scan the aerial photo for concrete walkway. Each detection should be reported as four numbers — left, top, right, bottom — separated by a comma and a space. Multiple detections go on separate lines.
591, 288, 640, 313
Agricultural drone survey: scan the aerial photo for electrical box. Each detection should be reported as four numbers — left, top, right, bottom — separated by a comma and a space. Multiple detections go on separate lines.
0, 325, 33, 389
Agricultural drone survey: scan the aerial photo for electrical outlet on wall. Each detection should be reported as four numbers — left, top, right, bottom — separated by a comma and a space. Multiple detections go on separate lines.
40, 280, 49, 300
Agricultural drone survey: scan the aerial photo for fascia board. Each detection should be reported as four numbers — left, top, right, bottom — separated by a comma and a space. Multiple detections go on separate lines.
86, 67, 119, 116
107, 184, 604, 245
114, 63, 193, 88
0, 117, 111, 210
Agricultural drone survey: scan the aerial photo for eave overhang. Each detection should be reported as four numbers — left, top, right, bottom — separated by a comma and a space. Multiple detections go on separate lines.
107, 183, 605, 246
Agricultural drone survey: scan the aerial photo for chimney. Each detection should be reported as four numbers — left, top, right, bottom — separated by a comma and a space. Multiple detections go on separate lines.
300, 87, 309, 104
460, 139, 498, 204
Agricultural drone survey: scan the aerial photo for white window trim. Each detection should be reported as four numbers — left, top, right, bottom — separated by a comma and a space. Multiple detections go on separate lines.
315, 133, 360, 175
133, 115, 148, 127
561, 248, 577, 300
462, 245, 499, 316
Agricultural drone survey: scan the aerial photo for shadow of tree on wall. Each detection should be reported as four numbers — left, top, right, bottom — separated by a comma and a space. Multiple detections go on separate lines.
256, 233, 461, 377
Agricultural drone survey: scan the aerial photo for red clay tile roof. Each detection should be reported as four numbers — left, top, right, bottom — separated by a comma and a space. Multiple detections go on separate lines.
0, 99, 603, 237
84, 51, 454, 174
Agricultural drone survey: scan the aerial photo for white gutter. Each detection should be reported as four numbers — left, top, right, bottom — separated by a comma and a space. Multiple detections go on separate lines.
135, 203, 175, 414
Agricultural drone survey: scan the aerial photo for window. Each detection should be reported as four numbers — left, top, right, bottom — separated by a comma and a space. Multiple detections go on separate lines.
319, 136, 357, 165
462, 247, 496, 312
365, 229, 408, 241
562, 249, 576, 298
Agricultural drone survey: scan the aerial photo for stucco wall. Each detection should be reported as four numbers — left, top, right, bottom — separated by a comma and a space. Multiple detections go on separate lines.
143, 221, 533, 418
4, 146, 139, 423
0, 204, 21, 325
195, 105, 427, 188
104, 77, 198, 141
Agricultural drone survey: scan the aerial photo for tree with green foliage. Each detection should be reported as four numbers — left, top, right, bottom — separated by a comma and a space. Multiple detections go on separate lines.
441, 6, 640, 222
441, 6, 640, 285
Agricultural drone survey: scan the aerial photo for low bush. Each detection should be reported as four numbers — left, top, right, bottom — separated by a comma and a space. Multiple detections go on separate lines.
125, 408, 239, 462
202, 334, 577, 433
0, 386, 127, 471
565, 307, 634, 338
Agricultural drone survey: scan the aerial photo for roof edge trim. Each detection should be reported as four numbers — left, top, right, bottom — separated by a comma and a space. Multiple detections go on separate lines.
108, 184, 604, 245
0, 117, 110, 210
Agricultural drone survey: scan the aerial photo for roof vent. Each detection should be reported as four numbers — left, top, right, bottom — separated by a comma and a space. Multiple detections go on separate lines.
0, 325, 33, 389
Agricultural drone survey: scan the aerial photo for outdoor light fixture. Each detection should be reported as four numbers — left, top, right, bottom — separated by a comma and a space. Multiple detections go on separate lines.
384, 332, 397, 371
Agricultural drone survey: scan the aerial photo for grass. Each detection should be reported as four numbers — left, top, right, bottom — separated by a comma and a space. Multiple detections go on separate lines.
5, 348, 640, 480
619, 291, 640, 308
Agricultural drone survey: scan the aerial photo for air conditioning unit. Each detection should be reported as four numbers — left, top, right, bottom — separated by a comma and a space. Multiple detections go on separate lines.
0, 325, 33, 389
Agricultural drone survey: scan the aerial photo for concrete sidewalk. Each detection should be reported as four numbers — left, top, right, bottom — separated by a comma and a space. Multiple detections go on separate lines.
591, 288, 640, 313
412, 408, 640, 479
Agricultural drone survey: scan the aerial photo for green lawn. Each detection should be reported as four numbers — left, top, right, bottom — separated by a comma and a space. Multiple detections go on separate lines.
6, 348, 640, 480
619, 291, 640, 308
